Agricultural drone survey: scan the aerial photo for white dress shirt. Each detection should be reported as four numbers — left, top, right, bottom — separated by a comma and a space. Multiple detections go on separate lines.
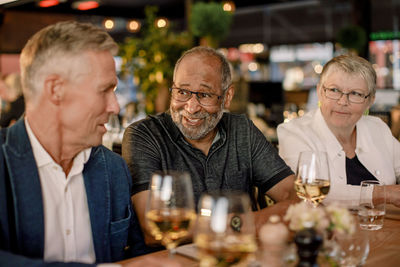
25, 119, 96, 263
277, 108, 400, 206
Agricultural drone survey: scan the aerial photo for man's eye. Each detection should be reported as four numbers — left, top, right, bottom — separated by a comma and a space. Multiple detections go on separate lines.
177, 89, 189, 95
350, 91, 363, 97
198, 92, 213, 99
330, 88, 340, 93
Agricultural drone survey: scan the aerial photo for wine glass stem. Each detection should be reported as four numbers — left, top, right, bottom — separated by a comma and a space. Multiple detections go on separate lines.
168, 247, 176, 258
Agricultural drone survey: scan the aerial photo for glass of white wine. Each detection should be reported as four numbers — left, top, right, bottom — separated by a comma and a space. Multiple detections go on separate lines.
294, 151, 331, 207
195, 192, 257, 267
145, 170, 196, 256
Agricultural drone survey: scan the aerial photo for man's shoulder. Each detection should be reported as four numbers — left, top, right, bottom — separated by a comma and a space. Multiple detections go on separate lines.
90, 145, 126, 165
223, 112, 249, 121
128, 113, 168, 132
222, 112, 252, 129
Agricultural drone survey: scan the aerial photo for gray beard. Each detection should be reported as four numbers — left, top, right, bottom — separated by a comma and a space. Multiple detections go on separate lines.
171, 105, 224, 140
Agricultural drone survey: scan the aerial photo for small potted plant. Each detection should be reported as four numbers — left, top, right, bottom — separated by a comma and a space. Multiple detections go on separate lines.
189, 1, 233, 48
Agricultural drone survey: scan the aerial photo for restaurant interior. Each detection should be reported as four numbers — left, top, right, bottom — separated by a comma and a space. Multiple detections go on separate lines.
1, 1, 400, 266
1, 0, 400, 146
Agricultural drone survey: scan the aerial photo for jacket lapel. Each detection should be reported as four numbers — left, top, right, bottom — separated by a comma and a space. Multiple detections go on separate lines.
2, 119, 44, 257
83, 146, 111, 263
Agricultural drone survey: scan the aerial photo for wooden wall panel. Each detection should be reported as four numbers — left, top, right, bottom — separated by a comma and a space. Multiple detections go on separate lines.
0, 11, 75, 53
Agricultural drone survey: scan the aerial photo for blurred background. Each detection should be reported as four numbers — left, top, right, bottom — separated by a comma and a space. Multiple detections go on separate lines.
1, 0, 399, 147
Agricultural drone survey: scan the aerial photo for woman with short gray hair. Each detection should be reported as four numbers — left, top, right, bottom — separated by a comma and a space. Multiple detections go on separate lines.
278, 54, 400, 207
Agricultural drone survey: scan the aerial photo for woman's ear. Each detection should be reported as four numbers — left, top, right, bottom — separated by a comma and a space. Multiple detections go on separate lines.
316, 83, 324, 103
368, 94, 376, 108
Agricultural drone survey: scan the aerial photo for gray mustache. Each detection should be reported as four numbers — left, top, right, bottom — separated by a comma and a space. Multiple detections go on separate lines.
179, 111, 208, 120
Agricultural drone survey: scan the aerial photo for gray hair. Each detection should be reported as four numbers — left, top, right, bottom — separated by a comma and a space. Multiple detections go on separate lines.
319, 54, 377, 96
173, 46, 232, 91
20, 20, 118, 101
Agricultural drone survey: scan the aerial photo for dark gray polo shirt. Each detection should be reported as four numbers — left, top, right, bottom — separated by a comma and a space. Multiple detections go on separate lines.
122, 112, 293, 206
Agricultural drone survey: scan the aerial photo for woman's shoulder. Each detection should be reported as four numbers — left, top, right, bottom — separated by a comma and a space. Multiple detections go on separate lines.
359, 115, 393, 138
360, 114, 391, 128
278, 109, 317, 131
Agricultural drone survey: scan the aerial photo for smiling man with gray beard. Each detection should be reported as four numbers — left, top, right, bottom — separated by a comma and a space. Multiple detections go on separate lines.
122, 46, 298, 247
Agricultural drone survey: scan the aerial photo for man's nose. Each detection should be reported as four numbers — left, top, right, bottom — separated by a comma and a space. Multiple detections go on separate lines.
184, 93, 202, 114
107, 92, 120, 115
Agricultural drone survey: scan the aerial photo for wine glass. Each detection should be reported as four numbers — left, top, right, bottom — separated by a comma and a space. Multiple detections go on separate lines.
103, 114, 121, 150
334, 226, 370, 267
294, 151, 331, 207
145, 170, 196, 257
195, 192, 258, 267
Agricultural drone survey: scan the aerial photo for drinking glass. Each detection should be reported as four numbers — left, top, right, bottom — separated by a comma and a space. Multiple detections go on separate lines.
358, 180, 386, 230
195, 192, 258, 267
145, 170, 196, 256
294, 151, 331, 207
334, 226, 369, 267
103, 114, 121, 150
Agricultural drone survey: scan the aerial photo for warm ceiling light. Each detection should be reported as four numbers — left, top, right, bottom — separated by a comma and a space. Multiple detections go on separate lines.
222, 1, 235, 12
72, 1, 99, 11
103, 19, 114, 30
155, 18, 168, 28
127, 19, 141, 32
38, 0, 59, 8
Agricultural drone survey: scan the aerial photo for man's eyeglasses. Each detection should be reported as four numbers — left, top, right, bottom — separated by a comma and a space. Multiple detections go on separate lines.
322, 86, 370, 104
169, 87, 223, 106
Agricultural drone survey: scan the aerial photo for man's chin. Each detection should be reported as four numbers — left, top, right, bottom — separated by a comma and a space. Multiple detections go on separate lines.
179, 127, 206, 141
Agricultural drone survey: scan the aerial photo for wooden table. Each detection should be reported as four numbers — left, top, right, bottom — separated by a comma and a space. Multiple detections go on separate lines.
363, 218, 400, 266
119, 218, 400, 266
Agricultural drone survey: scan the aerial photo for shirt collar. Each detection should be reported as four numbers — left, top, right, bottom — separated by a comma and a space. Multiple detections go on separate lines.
355, 116, 372, 153
25, 118, 92, 172
312, 108, 343, 159
312, 108, 371, 157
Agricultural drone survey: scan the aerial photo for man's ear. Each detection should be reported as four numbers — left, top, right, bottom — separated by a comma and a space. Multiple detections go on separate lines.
43, 74, 64, 105
223, 84, 235, 109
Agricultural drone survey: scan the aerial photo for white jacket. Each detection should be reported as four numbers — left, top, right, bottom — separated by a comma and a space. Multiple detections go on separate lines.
277, 108, 400, 205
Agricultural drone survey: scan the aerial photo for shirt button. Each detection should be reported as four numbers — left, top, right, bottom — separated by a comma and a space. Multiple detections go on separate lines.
65, 187, 68, 193
337, 153, 341, 157
375, 170, 380, 176
53, 166, 58, 171
66, 229, 71, 235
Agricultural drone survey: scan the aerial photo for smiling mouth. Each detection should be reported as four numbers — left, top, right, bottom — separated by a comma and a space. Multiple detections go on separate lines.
183, 116, 203, 126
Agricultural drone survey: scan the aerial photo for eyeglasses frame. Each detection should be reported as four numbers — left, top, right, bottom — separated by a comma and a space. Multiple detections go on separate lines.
322, 85, 371, 104
169, 85, 228, 106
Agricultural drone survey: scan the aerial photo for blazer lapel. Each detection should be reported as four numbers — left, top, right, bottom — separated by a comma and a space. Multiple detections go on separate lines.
83, 147, 111, 263
2, 120, 44, 257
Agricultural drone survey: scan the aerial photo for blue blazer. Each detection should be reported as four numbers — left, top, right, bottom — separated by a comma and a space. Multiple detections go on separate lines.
0, 120, 150, 266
